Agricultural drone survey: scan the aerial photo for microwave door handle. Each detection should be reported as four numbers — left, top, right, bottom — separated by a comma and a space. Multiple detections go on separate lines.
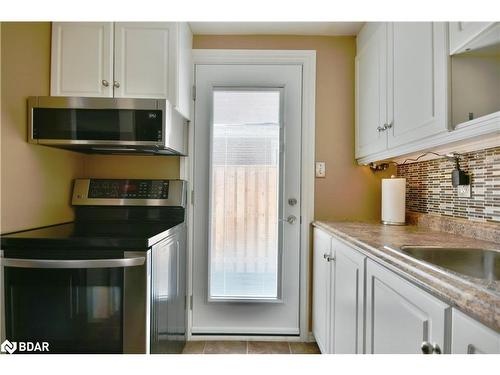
0, 256, 145, 269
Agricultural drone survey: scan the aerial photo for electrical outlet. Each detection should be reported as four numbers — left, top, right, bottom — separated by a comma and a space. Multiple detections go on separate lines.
315, 161, 326, 178
457, 185, 471, 198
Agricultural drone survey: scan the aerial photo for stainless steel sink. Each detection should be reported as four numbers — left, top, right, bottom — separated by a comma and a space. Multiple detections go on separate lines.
398, 246, 500, 281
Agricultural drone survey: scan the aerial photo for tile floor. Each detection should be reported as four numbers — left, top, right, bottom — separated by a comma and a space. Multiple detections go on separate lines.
182, 340, 321, 354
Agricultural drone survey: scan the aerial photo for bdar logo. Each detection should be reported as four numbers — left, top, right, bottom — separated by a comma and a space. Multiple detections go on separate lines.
1, 339, 17, 354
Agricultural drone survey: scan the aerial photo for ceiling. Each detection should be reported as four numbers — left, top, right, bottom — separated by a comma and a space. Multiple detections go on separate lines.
189, 22, 364, 36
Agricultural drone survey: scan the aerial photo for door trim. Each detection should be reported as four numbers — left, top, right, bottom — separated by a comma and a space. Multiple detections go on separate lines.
181, 49, 316, 341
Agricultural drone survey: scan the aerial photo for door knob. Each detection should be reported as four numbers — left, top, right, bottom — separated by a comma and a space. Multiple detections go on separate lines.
113, 81, 120, 88
377, 125, 385, 132
102, 79, 109, 87
280, 215, 297, 224
288, 198, 298, 206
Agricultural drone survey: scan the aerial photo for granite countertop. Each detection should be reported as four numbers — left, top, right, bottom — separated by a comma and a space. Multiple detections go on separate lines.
313, 221, 500, 332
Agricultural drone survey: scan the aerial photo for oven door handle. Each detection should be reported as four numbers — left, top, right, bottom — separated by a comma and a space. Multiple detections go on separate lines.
0, 256, 145, 269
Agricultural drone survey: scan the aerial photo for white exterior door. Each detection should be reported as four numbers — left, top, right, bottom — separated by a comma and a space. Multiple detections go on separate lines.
192, 64, 302, 335
50, 22, 113, 97
113, 22, 175, 99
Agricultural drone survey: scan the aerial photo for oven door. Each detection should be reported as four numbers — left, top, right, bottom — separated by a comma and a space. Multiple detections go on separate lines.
0, 250, 150, 354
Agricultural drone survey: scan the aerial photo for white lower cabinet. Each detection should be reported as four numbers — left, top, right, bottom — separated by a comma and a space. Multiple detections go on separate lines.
313, 228, 366, 354
451, 309, 500, 354
366, 259, 450, 354
312, 226, 500, 354
312, 228, 333, 353
331, 237, 366, 354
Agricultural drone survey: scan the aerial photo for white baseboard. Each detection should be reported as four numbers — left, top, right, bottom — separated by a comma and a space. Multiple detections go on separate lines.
189, 335, 303, 342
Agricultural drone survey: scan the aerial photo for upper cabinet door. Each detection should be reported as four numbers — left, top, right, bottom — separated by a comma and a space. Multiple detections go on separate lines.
113, 22, 176, 99
387, 22, 449, 148
355, 23, 388, 158
449, 22, 496, 55
175, 23, 193, 119
51, 22, 113, 97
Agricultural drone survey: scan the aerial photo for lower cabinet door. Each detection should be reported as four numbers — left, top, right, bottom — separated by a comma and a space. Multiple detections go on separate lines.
332, 238, 366, 354
451, 309, 500, 354
366, 259, 450, 354
312, 228, 333, 353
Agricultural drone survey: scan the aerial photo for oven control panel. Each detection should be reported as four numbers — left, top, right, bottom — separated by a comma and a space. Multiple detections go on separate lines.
88, 179, 169, 199
72, 179, 186, 207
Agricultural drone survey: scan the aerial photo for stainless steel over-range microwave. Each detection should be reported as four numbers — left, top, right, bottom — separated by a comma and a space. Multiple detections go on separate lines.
28, 96, 188, 155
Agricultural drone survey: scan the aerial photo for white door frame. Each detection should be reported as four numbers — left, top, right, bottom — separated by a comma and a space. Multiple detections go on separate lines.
180, 49, 316, 341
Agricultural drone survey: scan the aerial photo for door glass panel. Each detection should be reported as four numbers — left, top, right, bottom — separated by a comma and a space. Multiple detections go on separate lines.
209, 89, 282, 301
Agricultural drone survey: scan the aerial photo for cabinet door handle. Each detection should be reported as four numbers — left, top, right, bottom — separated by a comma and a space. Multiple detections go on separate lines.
432, 343, 442, 354
384, 122, 393, 130
421, 341, 442, 354
113, 81, 120, 88
421, 341, 433, 354
102, 79, 109, 87
323, 253, 335, 262
377, 125, 385, 132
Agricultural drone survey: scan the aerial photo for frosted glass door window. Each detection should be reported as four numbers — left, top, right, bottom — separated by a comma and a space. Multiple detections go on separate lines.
209, 89, 282, 300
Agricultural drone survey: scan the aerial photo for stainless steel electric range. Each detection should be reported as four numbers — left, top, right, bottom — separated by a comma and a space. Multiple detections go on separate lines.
0, 179, 187, 354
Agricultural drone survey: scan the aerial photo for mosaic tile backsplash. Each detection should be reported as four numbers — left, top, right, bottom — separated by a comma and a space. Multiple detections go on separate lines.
396, 146, 500, 223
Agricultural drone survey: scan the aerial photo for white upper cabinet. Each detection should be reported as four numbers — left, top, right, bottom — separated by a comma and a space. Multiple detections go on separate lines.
451, 308, 500, 354
113, 22, 174, 99
51, 22, 193, 119
388, 22, 449, 148
355, 23, 388, 158
366, 259, 450, 354
175, 23, 193, 119
51, 22, 113, 97
355, 22, 450, 160
449, 22, 497, 55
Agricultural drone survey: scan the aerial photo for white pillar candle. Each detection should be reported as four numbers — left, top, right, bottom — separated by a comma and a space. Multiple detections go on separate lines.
381, 176, 406, 225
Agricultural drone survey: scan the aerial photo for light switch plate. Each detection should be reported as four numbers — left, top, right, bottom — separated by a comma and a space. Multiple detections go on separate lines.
315, 161, 326, 178
457, 185, 471, 198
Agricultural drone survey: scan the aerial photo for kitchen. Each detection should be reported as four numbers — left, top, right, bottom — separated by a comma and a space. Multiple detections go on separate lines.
0, 0, 499, 372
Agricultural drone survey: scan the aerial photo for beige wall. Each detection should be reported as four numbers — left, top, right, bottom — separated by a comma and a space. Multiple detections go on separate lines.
451, 53, 500, 126
83, 155, 179, 179
193, 35, 393, 221
1, 22, 85, 233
